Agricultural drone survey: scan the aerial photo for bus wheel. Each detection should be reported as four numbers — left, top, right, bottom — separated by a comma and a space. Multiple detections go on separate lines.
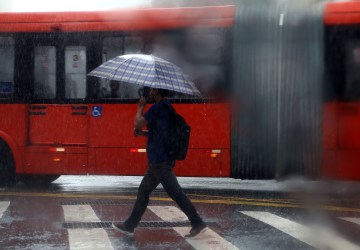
0, 140, 16, 187
20, 175, 61, 186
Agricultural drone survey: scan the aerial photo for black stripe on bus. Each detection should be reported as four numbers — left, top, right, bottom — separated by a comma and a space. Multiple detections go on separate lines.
72, 112, 87, 115
30, 106, 47, 110
30, 112, 46, 115
72, 106, 88, 110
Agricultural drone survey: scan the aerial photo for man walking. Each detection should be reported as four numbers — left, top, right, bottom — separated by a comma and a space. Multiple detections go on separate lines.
112, 88, 207, 237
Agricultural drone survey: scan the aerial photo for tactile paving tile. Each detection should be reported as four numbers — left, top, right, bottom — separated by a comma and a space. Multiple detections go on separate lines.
62, 221, 218, 229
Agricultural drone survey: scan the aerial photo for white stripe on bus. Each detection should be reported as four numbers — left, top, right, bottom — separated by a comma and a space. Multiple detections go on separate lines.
0, 201, 10, 219
62, 205, 113, 250
241, 211, 360, 250
149, 206, 240, 250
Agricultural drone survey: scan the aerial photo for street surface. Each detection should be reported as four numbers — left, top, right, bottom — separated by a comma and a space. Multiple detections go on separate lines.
0, 176, 360, 250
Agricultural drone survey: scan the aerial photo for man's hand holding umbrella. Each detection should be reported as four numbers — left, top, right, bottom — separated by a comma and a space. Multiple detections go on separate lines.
134, 97, 148, 137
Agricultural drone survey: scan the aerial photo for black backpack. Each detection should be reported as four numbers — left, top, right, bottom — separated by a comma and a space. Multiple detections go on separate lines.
162, 102, 191, 161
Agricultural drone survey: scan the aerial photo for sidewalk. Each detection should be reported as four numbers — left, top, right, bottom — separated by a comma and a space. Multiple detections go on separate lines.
52, 175, 360, 196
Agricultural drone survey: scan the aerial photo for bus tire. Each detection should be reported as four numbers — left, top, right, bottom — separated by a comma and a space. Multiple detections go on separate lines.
0, 140, 16, 187
20, 174, 61, 187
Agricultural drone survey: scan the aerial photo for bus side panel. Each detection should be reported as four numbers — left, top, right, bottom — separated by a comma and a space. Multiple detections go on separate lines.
89, 104, 145, 148
175, 103, 230, 149
322, 103, 338, 179
175, 149, 221, 177
336, 102, 360, 180
174, 103, 230, 177
89, 103, 230, 177
337, 150, 360, 180
88, 103, 230, 148
0, 104, 28, 173
23, 146, 87, 174
89, 104, 153, 176
95, 148, 147, 175
337, 103, 360, 149
29, 105, 88, 145
323, 102, 360, 180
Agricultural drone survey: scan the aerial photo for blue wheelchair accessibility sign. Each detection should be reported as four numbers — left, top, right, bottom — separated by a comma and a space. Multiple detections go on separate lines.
92, 106, 102, 117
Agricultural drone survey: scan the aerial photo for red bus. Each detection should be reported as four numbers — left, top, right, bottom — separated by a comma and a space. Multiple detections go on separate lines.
2, 1, 360, 186
0, 6, 234, 186
323, 1, 360, 181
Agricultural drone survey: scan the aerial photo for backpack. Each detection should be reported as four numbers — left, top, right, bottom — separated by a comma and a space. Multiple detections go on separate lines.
162, 102, 191, 161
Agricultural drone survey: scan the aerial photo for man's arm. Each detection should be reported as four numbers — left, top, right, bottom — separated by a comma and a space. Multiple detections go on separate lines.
134, 97, 148, 130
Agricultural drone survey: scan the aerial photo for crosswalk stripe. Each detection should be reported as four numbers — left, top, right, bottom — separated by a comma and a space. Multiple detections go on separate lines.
240, 211, 360, 250
149, 206, 240, 250
340, 217, 360, 225
62, 205, 101, 222
0, 201, 10, 219
241, 211, 314, 246
62, 205, 113, 250
173, 227, 240, 250
148, 206, 188, 222
68, 229, 113, 250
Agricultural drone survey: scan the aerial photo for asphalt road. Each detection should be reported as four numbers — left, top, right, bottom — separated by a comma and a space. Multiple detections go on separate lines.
0, 176, 359, 250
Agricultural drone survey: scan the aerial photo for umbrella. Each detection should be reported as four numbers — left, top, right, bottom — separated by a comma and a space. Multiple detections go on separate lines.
88, 54, 201, 96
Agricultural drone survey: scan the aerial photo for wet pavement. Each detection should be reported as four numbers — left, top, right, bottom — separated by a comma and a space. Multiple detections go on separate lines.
0, 176, 360, 250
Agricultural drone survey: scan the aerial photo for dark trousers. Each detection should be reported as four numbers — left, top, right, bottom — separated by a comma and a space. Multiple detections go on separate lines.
125, 161, 203, 229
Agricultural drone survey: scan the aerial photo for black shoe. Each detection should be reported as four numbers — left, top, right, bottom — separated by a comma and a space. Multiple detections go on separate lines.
112, 222, 134, 236
185, 223, 207, 238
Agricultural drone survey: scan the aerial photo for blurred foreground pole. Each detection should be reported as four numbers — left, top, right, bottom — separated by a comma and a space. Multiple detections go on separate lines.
231, 0, 324, 179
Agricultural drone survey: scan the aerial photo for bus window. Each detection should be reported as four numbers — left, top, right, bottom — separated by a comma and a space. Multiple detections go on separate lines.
65, 46, 86, 99
99, 37, 123, 99
344, 42, 360, 101
150, 29, 227, 99
181, 29, 229, 98
102, 37, 123, 62
99, 80, 139, 99
153, 33, 183, 64
34, 46, 56, 99
124, 36, 144, 54
98, 37, 141, 99
0, 37, 14, 99
150, 30, 229, 99
185, 28, 226, 65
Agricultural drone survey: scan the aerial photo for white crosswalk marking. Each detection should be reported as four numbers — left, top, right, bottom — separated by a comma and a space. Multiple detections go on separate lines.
241, 211, 360, 250
149, 206, 240, 250
174, 227, 240, 250
68, 229, 113, 250
148, 206, 188, 222
340, 217, 360, 225
0, 201, 10, 219
62, 205, 100, 222
62, 205, 113, 250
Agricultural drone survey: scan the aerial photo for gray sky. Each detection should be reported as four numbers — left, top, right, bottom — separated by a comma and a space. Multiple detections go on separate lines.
0, 0, 152, 12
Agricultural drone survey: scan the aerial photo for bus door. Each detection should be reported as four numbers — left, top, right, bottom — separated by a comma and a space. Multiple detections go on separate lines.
88, 36, 148, 175
29, 44, 88, 147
